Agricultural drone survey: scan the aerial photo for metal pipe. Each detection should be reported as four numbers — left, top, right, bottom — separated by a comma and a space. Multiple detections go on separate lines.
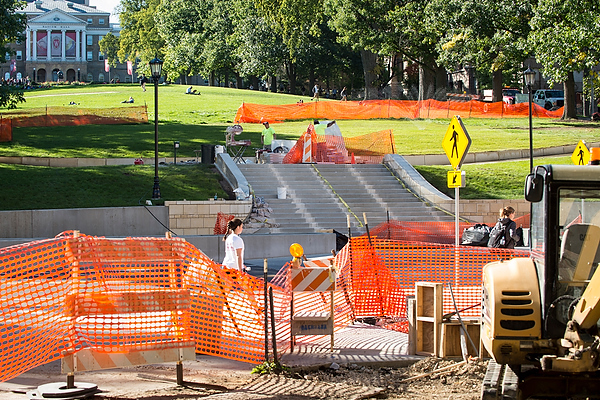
152, 77, 161, 199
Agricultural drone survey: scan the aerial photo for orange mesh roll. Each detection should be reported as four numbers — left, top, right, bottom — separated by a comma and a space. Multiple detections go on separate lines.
214, 212, 236, 235
235, 100, 562, 123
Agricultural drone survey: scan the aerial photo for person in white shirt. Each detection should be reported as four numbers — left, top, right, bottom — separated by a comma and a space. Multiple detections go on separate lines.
222, 218, 248, 272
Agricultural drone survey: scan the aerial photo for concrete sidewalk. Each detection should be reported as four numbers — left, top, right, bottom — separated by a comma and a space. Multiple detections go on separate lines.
0, 323, 420, 399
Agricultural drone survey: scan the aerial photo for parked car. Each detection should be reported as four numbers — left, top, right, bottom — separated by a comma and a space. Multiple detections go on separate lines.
533, 89, 564, 110
502, 88, 520, 105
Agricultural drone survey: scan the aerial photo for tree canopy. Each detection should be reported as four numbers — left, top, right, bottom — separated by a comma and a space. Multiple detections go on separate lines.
1, 0, 27, 108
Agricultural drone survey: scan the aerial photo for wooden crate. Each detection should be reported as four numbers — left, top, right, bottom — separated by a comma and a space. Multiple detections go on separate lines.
415, 282, 443, 357
439, 320, 481, 358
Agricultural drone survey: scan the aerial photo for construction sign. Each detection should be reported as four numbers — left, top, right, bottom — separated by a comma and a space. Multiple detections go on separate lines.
442, 116, 471, 170
571, 140, 590, 166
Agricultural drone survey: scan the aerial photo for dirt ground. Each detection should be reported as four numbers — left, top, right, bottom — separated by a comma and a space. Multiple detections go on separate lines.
87, 357, 486, 400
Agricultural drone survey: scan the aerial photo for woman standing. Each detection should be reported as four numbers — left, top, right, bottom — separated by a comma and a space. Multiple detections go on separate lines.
222, 218, 247, 272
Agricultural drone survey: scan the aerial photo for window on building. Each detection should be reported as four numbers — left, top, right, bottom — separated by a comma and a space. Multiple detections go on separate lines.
98, 73, 105, 82
86, 51, 93, 61
87, 35, 93, 46
98, 36, 103, 42
99, 18, 105, 25
16, 51, 22, 60
98, 52, 104, 61
87, 73, 93, 82
5, 52, 10, 60
87, 18, 93, 24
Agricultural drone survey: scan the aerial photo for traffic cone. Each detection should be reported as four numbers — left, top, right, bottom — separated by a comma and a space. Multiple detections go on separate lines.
351, 153, 355, 164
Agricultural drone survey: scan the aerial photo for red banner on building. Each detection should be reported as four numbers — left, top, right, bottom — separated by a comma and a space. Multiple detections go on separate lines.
127, 61, 133, 76
104, 59, 109, 73
10, 60, 16, 73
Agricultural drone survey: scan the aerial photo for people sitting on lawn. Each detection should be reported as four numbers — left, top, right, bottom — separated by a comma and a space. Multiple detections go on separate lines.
186, 86, 199, 95
121, 96, 134, 104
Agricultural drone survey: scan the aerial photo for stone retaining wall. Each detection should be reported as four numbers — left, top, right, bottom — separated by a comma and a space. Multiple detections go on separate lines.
165, 199, 252, 236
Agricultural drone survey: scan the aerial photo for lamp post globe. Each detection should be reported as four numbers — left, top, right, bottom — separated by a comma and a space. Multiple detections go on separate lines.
524, 67, 536, 173
149, 57, 163, 199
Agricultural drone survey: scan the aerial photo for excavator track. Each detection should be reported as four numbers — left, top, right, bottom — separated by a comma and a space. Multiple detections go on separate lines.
481, 360, 518, 400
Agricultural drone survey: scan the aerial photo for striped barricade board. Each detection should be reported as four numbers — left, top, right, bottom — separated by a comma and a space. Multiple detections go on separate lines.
62, 288, 195, 376
61, 342, 196, 373
290, 262, 336, 350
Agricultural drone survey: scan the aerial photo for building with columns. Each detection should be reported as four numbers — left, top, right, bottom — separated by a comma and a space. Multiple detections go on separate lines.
2, 0, 131, 84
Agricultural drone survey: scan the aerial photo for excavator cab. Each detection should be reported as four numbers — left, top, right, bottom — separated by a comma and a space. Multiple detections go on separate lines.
481, 164, 600, 399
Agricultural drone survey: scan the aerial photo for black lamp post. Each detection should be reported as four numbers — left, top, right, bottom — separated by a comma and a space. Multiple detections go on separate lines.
149, 57, 163, 199
524, 66, 536, 173
174, 141, 179, 164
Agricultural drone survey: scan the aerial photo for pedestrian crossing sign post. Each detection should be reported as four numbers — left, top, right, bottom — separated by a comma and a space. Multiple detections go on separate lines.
447, 170, 466, 188
571, 140, 590, 166
442, 116, 472, 170
442, 115, 471, 247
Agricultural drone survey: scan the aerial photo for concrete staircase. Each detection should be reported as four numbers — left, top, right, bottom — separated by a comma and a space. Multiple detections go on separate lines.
238, 163, 453, 234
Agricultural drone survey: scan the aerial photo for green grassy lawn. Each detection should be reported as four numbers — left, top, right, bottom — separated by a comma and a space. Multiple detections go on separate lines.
0, 83, 598, 210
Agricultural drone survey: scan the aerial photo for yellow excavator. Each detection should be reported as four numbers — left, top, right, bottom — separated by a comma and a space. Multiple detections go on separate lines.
481, 163, 600, 399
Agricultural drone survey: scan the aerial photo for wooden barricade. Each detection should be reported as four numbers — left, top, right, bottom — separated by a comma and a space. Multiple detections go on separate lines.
290, 257, 337, 352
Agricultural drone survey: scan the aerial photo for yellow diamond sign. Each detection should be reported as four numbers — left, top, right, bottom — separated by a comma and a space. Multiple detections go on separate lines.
442, 116, 472, 170
571, 140, 590, 166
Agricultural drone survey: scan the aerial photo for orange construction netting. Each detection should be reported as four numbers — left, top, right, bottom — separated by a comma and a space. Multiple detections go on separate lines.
214, 212, 236, 235
283, 125, 395, 164
1, 106, 148, 130
0, 116, 10, 142
0, 221, 529, 381
234, 99, 562, 123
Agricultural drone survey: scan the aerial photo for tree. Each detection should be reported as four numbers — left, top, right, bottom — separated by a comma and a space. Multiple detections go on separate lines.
117, 0, 165, 77
99, 33, 120, 68
386, 1, 448, 100
426, 0, 532, 102
324, 0, 400, 99
530, 0, 600, 119
0, 0, 27, 109
155, 0, 207, 82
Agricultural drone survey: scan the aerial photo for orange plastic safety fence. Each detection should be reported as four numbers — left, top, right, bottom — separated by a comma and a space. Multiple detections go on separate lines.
333, 229, 529, 332
0, 116, 11, 142
234, 100, 562, 123
0, 220, 530, 382
214, 212, 236, 235
283, 126, 395, 164
1, 106, 148, 129
0, 231, 274, 382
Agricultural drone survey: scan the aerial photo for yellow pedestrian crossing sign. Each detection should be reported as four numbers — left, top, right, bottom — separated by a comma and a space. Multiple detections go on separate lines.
447, 170, 466, 188
571, 140, 590, 166
442, 116, 471, 170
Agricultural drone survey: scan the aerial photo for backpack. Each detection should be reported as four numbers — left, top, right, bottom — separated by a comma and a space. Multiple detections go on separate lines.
461, 223, 490, 247
487, 220, 507, 248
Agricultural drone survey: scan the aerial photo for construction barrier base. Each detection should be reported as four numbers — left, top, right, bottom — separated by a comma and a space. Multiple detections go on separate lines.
61, 343, 196, 373
27, 381, 99, 400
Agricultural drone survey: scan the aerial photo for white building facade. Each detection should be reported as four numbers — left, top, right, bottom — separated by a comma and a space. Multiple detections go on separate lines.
2, 0, 130, 83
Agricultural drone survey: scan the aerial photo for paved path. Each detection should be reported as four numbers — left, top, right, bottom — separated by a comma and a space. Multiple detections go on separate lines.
0, 323, 418, 399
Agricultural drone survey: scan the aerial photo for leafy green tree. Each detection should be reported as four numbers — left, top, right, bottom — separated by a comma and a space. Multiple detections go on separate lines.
426, 0, 532, 102
117, 0, 165, 77
0, 0, 27, 109
386, 1, 447, 100
530, 0, 600, 119
324, 0, 399, 99
155, 0, 207, 82
99, 32, 120, 68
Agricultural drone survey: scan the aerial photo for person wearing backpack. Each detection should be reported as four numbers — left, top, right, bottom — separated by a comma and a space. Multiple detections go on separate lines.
488, 206, 521, 248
